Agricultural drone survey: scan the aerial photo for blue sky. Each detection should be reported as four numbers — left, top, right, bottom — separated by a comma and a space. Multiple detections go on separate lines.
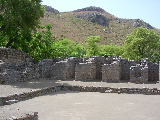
41, 0, 160, 29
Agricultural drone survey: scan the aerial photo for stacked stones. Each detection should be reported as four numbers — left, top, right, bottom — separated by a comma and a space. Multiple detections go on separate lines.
75, 62, 96, 81
102, 60, 121, 82
130, 58, 159, 83
52, 57, 83, 80
86, 56, 107, 80
38, 59, 54, 78
0, 47, 33, 66
0, 47, 159, 84
75, 57, 97, 81
9, 112, 38, 120
0, 47, 37, 83
130, 64, 148, 83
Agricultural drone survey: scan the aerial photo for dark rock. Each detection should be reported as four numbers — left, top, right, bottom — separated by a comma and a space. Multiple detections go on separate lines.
43, 5, 59, 14
73, 6, 106, 13
76, 12, 108, 26
132, 19, 153, 29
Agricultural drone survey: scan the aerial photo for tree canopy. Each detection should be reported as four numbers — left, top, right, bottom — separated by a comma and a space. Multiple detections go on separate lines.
122, 27, 160, 63
85, 36, 100, 57
0, 0, 44, 47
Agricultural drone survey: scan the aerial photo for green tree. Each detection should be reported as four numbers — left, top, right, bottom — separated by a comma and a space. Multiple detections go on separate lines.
122, 27, 160, 63
85, 36, 100, 57
28, 24, 55, 61
0, 0, 44, 48
99, 45, 124, 57
51, 39, 86, 58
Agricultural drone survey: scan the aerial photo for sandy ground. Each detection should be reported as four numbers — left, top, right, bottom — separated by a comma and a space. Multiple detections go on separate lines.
1, 79, 160, 120
1, 91, 160, 120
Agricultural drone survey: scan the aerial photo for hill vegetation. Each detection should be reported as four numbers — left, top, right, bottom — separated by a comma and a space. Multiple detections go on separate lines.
1, 3, 160, 63
41, 6, 160, 45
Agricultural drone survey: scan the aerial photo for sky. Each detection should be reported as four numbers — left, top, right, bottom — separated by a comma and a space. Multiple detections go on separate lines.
41, 0, 160, 29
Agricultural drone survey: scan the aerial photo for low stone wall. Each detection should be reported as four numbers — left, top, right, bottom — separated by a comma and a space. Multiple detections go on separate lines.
0, 86, 58, 106
1, 85, 160, 107
2, 85, 160, 119
62, 85, 160, 95
9, 112, 38, 120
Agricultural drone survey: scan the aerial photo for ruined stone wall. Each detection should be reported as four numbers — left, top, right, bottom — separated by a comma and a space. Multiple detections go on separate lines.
130, 64, 148, 83
102, 61, 121, 82
148, 62, 159, 81
52, 57, 82, 80
75, 62, 96, 81
0, 47, 159, 84
84, 56, 107, 80
38, 59, 55, 78
0, 47, 33, 66
120, 59, 140, 81
0, 47, 37, 83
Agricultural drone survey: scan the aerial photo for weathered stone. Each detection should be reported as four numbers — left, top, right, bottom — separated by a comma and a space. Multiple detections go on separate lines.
75, 62, 96, 81
102, 61, 121, 82
0, 47, 159, 84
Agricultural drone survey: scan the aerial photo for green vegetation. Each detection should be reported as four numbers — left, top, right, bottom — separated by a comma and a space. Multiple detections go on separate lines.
0, 3, 160, 63
85, 36, 100, 57
122, 27, 160, 63
0, 0, 44, 48
99, 45, 124, 57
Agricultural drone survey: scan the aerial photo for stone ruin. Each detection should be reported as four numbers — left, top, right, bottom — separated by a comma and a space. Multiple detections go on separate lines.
0, 47, 159, 84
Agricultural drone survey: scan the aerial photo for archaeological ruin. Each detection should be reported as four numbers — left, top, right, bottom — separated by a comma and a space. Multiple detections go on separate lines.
0, 47, 159, 84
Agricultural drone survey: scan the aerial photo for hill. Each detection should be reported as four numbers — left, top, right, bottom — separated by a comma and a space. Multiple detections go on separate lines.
41, 6, 160, 45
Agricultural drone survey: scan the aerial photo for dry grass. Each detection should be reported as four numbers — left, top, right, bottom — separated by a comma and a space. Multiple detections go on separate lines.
40, 11, 160, 45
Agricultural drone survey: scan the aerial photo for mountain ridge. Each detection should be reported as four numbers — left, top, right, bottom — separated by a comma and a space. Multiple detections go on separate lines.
42, 6, 160, 45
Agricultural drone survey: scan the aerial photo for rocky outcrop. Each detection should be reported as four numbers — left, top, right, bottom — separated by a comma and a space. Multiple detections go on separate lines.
73, 6, 106, 13
132, 19, 153, 29
76, 12, 108, 26
44, 5, 59, 14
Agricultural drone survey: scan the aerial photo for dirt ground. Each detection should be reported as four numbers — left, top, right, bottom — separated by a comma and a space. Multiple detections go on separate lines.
1, 79, 160, 97
1, 79, 160, 120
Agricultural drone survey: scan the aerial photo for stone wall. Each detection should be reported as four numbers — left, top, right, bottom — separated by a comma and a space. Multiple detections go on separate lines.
130, 64, 148, 83
0, 47, 159, 84
9, 112, 38, 120
0, 47, 37, 83
75, 62, 96, 81
84, 56, 107, 80
102, 61, 121, 82
0, 47, 33, 66
52, 57, 82, 80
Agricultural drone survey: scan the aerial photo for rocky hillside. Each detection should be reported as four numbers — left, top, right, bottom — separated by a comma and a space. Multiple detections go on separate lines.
43, 5, 59, 14
40, 6, 160, 45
